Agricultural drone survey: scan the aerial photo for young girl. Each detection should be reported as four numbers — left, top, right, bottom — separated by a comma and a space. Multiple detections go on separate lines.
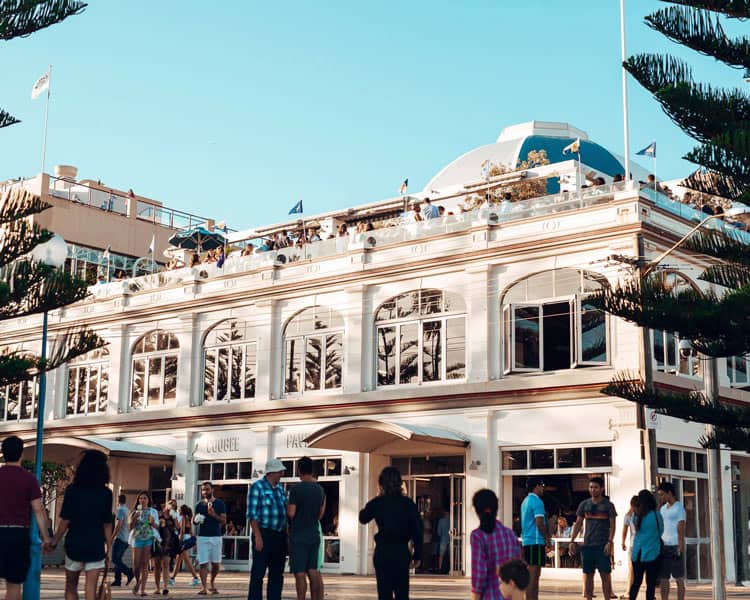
129, 491, 158, 597
171, 505, 200, 586
152, 504, 178, 595
499, 559, 531, 600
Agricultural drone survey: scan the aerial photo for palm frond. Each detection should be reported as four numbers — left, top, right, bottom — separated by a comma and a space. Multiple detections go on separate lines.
0, 109, 21, 129
663, 1, 750, 20
0, 0, 86, 40
0, 188, 50, 224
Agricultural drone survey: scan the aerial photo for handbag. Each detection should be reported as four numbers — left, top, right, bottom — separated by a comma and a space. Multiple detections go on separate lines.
97, 560, 112, 600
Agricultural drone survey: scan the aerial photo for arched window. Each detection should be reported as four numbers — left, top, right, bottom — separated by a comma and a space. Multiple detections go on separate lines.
67, 347, 109, 416
131, 330, 179, 408
0, 350, 39, 421
375, 289, 466, 386
283, 307, 344, 394
501, 269, 608, 372
204, 320, 257, 402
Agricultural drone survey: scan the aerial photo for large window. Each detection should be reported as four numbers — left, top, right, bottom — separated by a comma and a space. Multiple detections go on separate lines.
502, 269, 608, 372
67, 347, 109, 416
204, 320, 257, 402
131, 331, 179, 408
283, 306, 343, 394
0, 372, 39, 421
376, 289, 466, 386
652, 330, 701, 378
726, 355, 749, 389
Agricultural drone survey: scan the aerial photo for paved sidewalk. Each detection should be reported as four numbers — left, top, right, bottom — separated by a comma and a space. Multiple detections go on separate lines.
6, 570, 748, 599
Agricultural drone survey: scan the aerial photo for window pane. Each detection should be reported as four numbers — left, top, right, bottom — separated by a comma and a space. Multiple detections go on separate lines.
514, 306, 540, 369
204, 349, 216, 402
244, 344, 256, 399
281, 460, 295, 476
682, 478, 698, 538
422, 321, 442, 382
98, 366, 109, 412
683, 452, 694, 472
67, 367, 77, 415
217, 347, 229, 400
132, 358, 146, 408
147, 357, 162, 406
312, 459, 325, 478
557, 448, 582, 469
305, 336, 323, 391
377, 327, 396, 386
87, 366, 99, 413
396, 292, 419, 319
502, 450, 527, 470
376, 298, 397, 322
399, 323, 419, 384
212, 463, 225, 480
163, 356, 177, 403
157, 332, 169, 351
239, 461, 253, 479
325, 333, 342, 389
197, 463, 211, 481
530, 449, 554, 469
77, 367, 87, 414
580, 302, 607, 362
446, 318, 466, 380
542, 301, 571, 371
670, 449, 681, 470
20, 381, 34, 420
225, 462, 239, 479
7, 383, 19, 420
326, 458, 342, 476
698, 477, 710, 537
284, 338, 304, 393
666, 332, 677, 371
695, 453, 707, 473
585, 446, 612, 468
231, 346, 243, 399
653, 330, 665, 371
658, 447, 667, 469
420, 290, 442, 316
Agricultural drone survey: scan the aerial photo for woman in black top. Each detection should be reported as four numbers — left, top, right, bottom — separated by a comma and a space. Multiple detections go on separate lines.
152, 504, 179, 595
51, 450, 113, 600
359, 467, 423, 600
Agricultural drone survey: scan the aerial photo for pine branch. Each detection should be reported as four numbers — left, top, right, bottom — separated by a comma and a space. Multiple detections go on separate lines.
0, 0, 86, 40
704, 426, 750, 451
684, 131, 750, 185
0, 109, 20, 129
624, 53, 693, 95
0, 222, 52, 268
45, 326, 105, 370
647, 6, 750, 69
699, 263, 750, 287
0, 350, 35, 387
663, 1, 750, 20
682, 168, 748, 200
683, 227, 750, 267
0, 187, 50, 224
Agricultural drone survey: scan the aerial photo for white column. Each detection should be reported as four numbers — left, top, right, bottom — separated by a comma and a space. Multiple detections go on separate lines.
252, 425, 274, 475
343, 285, 367, 394
254, 300, 279, 402
486, 410, 498, 493
465, 265, 492, 383
107, 323, 130, 414
176, 312, 200, 407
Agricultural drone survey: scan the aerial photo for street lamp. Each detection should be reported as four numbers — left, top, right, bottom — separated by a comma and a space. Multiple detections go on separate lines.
23, 234, 67, 600
640, 206, 748, 600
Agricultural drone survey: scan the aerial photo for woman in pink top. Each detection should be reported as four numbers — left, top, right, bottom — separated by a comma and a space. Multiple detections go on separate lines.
470, 489, 522, 600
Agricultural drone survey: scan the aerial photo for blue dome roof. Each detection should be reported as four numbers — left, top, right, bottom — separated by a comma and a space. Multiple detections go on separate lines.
517, 135, 625, 176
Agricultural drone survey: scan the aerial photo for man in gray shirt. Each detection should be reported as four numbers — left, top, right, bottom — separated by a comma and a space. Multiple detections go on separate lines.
287, 456, 326, 600
111, 493, 134, 586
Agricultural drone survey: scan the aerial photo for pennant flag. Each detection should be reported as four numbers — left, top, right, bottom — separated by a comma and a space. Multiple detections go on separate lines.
102, 245, 111, 260
399, 178, 408, 195
481, 159, 491, 180
636, 141, 656, 157
562, 138, 580, 155
147, 235, 155, 255
288, 200, 303, 215
31, 71, 50, 100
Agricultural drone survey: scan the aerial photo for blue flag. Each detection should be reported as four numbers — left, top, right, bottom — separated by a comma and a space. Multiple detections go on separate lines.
636, 141, 656, 157
289, 200, 303, 215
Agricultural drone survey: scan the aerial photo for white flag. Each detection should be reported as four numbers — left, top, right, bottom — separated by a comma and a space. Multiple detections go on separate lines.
31, 71, 50, 100
147, 235, 155, 255
562, 138, 581, 155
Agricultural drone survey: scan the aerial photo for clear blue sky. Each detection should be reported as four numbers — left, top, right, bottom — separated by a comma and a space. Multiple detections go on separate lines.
0, 1, 744, 229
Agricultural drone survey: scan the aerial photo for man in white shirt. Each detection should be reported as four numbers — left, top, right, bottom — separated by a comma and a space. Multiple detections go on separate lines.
657, 481, 686, 600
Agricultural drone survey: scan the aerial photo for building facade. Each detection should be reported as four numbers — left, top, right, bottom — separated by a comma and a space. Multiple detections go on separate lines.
1, 122, 748, 583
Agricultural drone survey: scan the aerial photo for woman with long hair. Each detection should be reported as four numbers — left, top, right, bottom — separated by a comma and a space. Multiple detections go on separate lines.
129, 491, 159, 597
628, 489, 663, 600
171, 505, 200, 586
469, 489, 522, 600
51, 450, 113, 600
359, 466, 422, 600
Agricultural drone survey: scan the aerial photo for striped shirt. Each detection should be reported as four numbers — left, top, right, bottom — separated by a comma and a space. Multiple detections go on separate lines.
247, 476, 287, 532
470, 520, 522, 600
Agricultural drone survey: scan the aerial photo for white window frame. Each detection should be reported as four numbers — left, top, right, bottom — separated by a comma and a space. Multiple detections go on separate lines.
375, 314, 467, 387
576, 297, 609, 366
726, 355, 749, 388
283, 331, 344, 395
130, 333, 179, 409
0, 376, 39, 422
204, 340, 257, 402
66, 352, 109, 416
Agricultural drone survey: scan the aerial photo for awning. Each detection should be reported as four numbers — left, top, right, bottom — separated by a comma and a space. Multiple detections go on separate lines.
304, 419, 469, 454
24, 436, 174, 460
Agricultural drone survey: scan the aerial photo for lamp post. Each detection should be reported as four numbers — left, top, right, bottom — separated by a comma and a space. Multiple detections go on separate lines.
641, 207, 748, 600
23, 234, 68, 600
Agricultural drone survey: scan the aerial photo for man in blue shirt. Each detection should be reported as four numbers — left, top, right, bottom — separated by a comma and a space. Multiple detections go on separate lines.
520, 477, 549, 600
247, 458, 287, 600
111, 494, 134, 587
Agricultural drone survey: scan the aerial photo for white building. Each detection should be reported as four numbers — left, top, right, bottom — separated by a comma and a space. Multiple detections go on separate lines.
1, 121, 748, 584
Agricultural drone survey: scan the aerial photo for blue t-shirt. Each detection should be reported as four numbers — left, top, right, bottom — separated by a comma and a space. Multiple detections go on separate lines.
115, 505, 129, 543
520, 493, 546, 546
195, 498, 226, 537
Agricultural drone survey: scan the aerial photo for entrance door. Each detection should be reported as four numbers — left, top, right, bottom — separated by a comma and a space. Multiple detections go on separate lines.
449, 474, 465, 575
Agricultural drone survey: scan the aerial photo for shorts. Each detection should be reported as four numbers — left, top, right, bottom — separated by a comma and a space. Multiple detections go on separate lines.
289, 539, 321, 573
197, 536, 222, 565
0, 527, 31, 584
523, 544, 546, 567
65, 557, 106, 572
581, 545, 611, 575
132, 538, 152, 549
659, 545, 685, 580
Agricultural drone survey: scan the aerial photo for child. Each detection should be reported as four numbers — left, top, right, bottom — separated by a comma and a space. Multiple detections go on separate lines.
499, 559, 530, 600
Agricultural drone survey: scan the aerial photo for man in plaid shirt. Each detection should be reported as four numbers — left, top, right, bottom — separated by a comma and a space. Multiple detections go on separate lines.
247, 458, 287, 600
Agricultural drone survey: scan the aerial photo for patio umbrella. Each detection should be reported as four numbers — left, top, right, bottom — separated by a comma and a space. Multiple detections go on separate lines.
168, 226, 225, 252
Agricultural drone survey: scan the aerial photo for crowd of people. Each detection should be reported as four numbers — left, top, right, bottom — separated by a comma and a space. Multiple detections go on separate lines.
0, 434, 692, 600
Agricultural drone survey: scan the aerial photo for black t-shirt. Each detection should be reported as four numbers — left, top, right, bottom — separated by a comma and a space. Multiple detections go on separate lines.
359, 495, 423, 558
289, 481, 325, 544
60, 485, 113, 562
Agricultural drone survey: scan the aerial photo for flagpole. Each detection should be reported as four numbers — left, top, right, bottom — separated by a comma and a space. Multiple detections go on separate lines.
40, 65, 51, 175
620, 0, 631, 179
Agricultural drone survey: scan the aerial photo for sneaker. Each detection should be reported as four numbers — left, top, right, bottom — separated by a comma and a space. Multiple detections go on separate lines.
168, 578, 175, 586
191, 578, 201, 586
126, 573, 135, 586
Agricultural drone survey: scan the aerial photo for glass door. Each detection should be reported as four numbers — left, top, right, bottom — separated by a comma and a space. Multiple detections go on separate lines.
449, 474, 465, 575
673, 477, 711, 582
